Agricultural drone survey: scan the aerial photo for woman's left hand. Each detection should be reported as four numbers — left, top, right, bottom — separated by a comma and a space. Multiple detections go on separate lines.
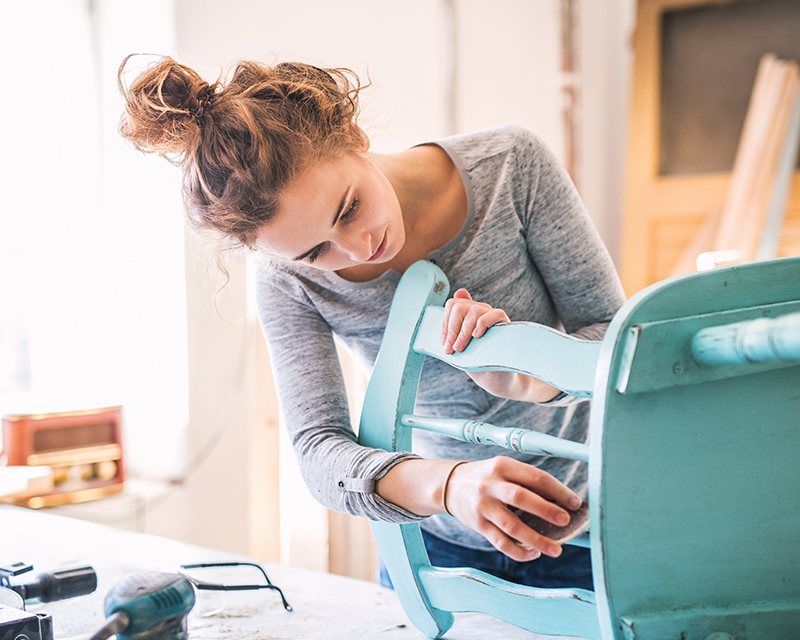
441, 289, 561, 403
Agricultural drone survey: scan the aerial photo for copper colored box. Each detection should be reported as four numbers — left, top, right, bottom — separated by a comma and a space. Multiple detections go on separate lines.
2, 406, 125, 508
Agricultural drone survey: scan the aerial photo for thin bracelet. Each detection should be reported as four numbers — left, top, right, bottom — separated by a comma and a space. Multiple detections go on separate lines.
441, 461, 469, 517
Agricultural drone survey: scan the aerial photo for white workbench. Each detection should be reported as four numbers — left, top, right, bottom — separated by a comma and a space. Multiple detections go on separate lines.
2, 505, 572, 640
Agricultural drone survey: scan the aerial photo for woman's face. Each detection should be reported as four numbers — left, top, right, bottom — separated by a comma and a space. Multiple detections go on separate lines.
256, 152, 405, 272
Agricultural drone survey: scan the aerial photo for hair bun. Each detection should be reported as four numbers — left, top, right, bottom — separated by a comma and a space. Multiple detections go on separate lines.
118, 54, 216, 160
116, 54, 368, 250
194, 84, 214, 120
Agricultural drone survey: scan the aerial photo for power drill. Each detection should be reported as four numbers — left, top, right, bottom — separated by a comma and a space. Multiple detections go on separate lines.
1, 562, 98, 640
2, 563, 98, 604
88, 572, 195, 640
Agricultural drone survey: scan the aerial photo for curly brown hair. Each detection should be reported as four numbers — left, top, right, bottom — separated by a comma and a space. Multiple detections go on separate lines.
118, 54, 368, 249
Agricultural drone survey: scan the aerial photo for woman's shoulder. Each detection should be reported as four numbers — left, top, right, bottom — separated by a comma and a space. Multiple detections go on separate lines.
253, 254, 325, 300
254, 253, 387, 303
434, 124, 547, 168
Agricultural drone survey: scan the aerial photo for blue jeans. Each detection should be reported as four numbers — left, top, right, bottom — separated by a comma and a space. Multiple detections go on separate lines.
378, 529, 593, 592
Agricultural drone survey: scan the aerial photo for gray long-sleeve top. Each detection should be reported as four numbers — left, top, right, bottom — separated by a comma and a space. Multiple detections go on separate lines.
255, 125, 626, 550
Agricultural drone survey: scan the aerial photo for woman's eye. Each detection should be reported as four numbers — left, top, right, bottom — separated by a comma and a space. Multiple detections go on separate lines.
307, 243, 327, 264
341, 198, 359, 221
305, 198, 358, 264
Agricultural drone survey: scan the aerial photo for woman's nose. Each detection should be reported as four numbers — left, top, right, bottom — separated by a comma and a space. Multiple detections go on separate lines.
338, 228, 374, 262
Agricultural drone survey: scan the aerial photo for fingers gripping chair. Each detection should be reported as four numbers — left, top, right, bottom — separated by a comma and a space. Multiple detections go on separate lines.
357, 258, 800, 640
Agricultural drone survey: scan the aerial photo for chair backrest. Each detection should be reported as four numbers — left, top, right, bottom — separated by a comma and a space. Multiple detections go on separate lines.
358, 260, 603, 640
358, 257, 800, 640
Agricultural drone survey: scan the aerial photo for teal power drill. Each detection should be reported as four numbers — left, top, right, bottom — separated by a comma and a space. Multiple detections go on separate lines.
88, 572, 195, 640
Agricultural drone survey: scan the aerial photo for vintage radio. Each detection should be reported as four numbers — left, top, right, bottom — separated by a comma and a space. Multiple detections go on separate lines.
1, 406, 124, 508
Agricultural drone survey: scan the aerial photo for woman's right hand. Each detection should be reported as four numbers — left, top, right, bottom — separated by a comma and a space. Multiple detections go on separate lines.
442, 456, 582, 562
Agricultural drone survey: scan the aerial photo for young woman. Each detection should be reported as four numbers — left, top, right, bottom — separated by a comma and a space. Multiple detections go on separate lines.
118, 55, 626, 591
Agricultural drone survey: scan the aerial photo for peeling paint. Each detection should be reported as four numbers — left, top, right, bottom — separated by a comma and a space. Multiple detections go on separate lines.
570, 593, 595, 605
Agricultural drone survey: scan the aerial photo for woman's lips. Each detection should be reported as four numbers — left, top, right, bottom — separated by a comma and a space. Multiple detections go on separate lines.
367, 231, 388, 262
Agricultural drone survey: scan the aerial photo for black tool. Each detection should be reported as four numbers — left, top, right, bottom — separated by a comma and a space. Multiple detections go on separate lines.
3, 563, 98, 603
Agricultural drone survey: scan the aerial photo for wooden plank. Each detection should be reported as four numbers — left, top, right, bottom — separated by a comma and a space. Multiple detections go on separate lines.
734, 60, 800, 261
757, 79, 800, 259
711, 54, 782, 255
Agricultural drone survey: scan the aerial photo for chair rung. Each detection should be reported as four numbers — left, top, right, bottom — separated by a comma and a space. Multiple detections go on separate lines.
692, 310, 800, 365
401, 415, 589, 462
416, 566, 601, 639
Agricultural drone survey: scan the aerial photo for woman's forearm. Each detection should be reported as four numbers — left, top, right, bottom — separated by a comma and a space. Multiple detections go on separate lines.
375, 458, 457, 516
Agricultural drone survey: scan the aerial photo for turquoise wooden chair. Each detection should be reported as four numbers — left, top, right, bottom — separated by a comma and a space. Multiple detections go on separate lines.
358, 257, 800, 640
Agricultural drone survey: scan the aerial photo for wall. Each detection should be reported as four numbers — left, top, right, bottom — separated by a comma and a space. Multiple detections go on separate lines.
580, 0, 635, 261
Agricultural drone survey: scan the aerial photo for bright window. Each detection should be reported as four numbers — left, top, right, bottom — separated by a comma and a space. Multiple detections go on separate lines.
0, 0, 188, 478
